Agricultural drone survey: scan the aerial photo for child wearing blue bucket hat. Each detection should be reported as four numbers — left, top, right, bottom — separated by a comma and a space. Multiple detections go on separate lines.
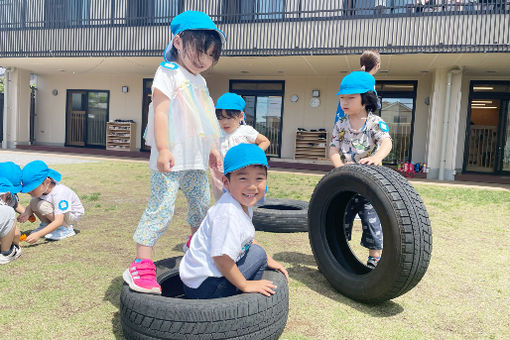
0, 161, 26, 215
0, 177, 22, 265
18, 160, 84, 244
209, 92, 270, 201
180, 144, 288, 299
125, 11, 226, 295
329, 71, 392, 269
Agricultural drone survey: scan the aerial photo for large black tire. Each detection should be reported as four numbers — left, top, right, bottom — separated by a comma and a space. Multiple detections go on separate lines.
120, 257, 289, 339
308, 164, 432, 303
253, 198, 308, 233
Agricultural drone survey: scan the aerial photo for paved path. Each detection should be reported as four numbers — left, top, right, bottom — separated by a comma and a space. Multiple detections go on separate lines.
0, 150, 108, 165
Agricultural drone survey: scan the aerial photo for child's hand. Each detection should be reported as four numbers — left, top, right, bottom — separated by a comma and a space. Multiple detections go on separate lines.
157, 149, 174, 172
209, 149, 222, 170
359, 156, 382, 165
267, 257, 289, 281
241, 280, 277, 296
25, 232, 41, 244
17, 212, 29, 223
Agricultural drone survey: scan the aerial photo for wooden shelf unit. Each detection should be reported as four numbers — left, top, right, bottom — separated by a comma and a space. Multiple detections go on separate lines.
106, 122, 136, 152
294, 130, 328, 160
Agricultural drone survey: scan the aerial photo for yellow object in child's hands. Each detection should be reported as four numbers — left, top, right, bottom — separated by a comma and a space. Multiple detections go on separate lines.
20, 234, 27, 242
28, 215, 36, 223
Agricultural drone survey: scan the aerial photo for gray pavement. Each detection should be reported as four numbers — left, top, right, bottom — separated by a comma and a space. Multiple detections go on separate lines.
0, 150, 101, 165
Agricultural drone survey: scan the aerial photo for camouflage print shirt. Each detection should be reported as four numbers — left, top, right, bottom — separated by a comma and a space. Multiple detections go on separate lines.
330, 113, 391, 164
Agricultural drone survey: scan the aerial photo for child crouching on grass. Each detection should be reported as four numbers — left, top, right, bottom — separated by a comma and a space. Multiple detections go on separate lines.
18, 160, 84, 243
0, 178, 22, 265
180, 143, 288, 298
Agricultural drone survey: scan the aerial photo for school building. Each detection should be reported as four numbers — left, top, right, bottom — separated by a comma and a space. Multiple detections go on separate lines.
1, 0, 509, 181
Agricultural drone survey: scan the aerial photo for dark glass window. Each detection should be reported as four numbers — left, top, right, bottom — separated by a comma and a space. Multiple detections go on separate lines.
127, 0, 180, 25
223, 0, 284, 23
45, 0, 90, 28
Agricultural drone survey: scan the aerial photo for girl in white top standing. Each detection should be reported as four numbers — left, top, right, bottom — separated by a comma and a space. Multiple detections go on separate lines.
210, 92, 270, 201
123, 11, 225, 295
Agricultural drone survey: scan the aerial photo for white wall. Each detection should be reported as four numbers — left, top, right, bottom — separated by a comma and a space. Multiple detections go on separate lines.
35, 72, 155, 148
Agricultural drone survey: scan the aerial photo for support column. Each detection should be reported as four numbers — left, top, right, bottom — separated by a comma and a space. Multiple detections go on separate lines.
3, 67, 31, 149
425, 68, 463, 181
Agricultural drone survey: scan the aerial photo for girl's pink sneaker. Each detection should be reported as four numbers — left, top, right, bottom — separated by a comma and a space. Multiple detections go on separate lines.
122, 258, 161, 295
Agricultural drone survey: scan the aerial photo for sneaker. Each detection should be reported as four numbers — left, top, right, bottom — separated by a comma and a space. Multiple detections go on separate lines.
367, 256, 380, 269
123, 258, 161, 295
45, 225, 76, 241
0, 244, 22, 265
182, 235, 192, 252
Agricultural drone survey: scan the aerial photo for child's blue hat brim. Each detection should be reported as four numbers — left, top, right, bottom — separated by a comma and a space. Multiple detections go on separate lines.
223, 144, 269, 175
0, 162, 22, 193
163, 11, 226, 62
21, 160, 62, 193
216, 93, 246, 111
337, 71, 376, 95
0, 177, 16, 194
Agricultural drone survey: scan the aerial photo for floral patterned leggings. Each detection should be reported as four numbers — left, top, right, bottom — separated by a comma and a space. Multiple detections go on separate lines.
133, 170, 210, 247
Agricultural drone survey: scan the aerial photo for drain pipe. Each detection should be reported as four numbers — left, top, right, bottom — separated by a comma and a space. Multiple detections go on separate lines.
438, 66, 462, 181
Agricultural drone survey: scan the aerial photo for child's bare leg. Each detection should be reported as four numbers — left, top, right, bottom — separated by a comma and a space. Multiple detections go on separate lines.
136, 243, 153, 259
12, 227, 20, 247
369, 249, 382, 258
0, 223, 16, 252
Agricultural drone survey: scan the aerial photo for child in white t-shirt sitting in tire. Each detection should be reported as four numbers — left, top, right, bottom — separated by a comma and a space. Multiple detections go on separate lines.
18, 161, 84, 243
180, 143, 288, 299
210, 92, 270, 201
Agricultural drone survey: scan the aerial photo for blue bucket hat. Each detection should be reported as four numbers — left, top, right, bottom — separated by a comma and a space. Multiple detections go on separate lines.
337, 71, 376, 95
223, 144, 269, 175
216, 93, 246, 111
163, 11, 226, 62
21, 160, 62, 193
0, 177, 16, 195
0, 162, 22, 193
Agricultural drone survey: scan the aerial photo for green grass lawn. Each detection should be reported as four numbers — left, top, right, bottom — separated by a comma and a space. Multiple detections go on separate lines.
1, 160, 509, 340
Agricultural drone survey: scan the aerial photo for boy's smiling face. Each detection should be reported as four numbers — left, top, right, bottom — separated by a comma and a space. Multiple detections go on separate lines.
223, 165, 267, 214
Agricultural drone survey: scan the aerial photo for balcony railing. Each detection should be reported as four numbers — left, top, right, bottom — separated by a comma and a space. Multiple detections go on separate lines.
0, 0, 508, 58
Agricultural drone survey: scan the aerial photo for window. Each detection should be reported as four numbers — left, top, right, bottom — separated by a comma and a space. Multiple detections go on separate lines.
223, 0, 284, 23
45, 0, 90, 28
376, 81, 417, 165
230, 80, 285, 157
126, 0, 180, 25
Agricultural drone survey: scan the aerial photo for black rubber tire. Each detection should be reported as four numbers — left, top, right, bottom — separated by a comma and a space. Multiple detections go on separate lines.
308, 164, 432, 303
120, 257, 289, 340
253, 198, 308, 233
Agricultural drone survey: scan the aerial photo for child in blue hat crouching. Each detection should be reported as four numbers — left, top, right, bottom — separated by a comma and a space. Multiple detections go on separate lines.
0, 178, 22, 264
179, 143, 288, 299
18, 161, 84, 244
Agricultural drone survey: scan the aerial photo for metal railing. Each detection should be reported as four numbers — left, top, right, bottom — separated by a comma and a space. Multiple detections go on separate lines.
0, 0, 509, 57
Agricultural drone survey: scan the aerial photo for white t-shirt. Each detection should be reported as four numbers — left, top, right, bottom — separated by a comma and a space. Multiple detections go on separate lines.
40, 183, 84, 218
219, 125, 259, 159
146, 62, 220, 172
179, 191, 255, 289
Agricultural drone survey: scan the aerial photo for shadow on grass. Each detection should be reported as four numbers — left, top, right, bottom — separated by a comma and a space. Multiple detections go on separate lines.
104, 275, 125, 340
20, 229, 81, 246
273, 251, 404, 317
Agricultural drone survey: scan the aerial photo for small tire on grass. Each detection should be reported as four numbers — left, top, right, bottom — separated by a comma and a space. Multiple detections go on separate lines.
120, 257, 289, 340
308, 164, 432, 303
253, 198, 309, 233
